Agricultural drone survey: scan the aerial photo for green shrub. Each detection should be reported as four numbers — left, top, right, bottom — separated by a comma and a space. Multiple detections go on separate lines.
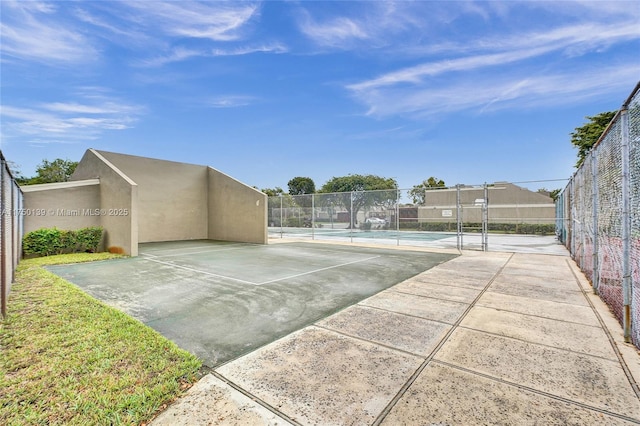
285, 217, 302, 227
23, 228, 65, 256
23, 227, 104, 257
398, 222, 555, 235
75, 227, 103, 252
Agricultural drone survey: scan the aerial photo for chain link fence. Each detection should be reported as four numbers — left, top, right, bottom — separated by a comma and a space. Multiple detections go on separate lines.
557, 81, 640, 346
1, 151, 25, 318
269, 182, 560, 253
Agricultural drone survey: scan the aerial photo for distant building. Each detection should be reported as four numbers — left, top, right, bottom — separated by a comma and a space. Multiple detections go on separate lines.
414, 182, 555, 225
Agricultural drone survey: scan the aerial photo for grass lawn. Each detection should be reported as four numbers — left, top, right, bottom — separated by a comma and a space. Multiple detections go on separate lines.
0, 253, 202, 425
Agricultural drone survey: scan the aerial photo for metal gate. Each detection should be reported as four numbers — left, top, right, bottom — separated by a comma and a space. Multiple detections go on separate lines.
455, 184, 489, 251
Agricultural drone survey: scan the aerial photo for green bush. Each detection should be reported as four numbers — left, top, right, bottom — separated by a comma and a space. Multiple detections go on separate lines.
23, 227, 104, 257
398, 222, 555, 235
75, 227, 103, 252
23, 228, 65, 256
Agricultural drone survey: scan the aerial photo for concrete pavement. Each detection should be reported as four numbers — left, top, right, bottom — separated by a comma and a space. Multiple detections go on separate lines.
152, 249, 640, 425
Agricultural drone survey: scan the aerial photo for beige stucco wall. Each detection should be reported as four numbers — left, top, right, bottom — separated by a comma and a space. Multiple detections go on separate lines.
72, 150, 138, 256
208, 167, 267, 244
423, 183, 554, 206
418, 204, 556, 224
26, 148, 267, 254
417, 182, 555, 225
95, 151, 208, 243
22, 180, 101, 234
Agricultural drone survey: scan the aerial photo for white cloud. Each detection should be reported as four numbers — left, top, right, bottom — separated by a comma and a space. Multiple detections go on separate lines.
350, 65, 639, 119
0, 1, 98, 64
344, 5, 640, 119
205, 95, 258, 108
0, 92, 144, 142
298, 12, 369, 48
123, 1, 260, 41
211, 43, 288, 57
348, 47, 553, 92
137, 47, 206, 67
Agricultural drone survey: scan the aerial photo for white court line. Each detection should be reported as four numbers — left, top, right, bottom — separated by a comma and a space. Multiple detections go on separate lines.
140, 253, 381, 286
143, 244, 254, 258
257, 255, 381, 285
140, 255, 257, 285
144, 243, 252, 257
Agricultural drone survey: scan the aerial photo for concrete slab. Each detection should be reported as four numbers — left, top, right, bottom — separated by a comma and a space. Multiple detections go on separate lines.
476, 291, 601, 327
489, 276, 589, 306
151, 374, 294, 426
461, 306, 617, 360
421, 264, 497, 280
501, 264, 577, 281
410, 271, 490, 289
435, 328, 640, 418
437, 253, 510, 267
216, 326, 423, 426
507, 253, 570, 268
360, 290, 468, 324
316, 305, 451, 356
392, 280, 481, 303
380, 363, 636, 425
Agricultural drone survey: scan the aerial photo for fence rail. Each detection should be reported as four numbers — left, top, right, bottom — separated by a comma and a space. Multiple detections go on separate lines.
0, 150, 25, 318
557, 81, 640, 346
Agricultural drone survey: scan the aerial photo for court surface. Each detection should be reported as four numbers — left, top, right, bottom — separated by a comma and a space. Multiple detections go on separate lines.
47, 240, 456, 366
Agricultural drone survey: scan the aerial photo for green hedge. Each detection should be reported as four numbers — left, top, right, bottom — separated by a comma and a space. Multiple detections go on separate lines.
399, 222, 555, 235
23, 227, 104, 257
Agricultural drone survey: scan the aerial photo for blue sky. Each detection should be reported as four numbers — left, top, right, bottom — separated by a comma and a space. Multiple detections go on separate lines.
1, 1, 639, 192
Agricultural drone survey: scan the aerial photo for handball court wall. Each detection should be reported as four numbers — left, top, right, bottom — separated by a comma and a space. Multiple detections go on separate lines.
22, 149, 267, 257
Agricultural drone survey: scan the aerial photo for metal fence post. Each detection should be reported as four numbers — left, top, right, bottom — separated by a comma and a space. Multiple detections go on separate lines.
592, 153, 599, 294
456, 184, 462, 250
279, 195, 283, 238
350, 191, 354, 243
311, 194, 315, 240
482, 183, 488, 251
396, 188, 400, 246
1, 159, 6, 319
621, 106, 632, 343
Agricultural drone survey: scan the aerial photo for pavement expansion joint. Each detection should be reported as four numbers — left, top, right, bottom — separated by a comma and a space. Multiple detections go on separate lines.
456, 325, 625, 363
388, 288, 477, 305
371, 253, 514, 425
485, 288, 589, 306
211, 371, 303, 426
351, 303, 456, 326
312, 323, 430, 360
472, 303, 604, 328
432, 359, 640, 424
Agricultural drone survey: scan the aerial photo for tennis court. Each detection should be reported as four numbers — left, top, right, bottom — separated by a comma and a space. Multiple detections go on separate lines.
47, 240, 455, 366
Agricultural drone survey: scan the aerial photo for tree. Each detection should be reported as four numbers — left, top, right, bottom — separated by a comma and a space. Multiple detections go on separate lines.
571, 111, 616, 167
19, 158, 78, 185
261, 187, 284, 197
319, 174, 397, 228
287, 177, 316, 195
409, 177, 446, 204
537, 188, 561, 202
